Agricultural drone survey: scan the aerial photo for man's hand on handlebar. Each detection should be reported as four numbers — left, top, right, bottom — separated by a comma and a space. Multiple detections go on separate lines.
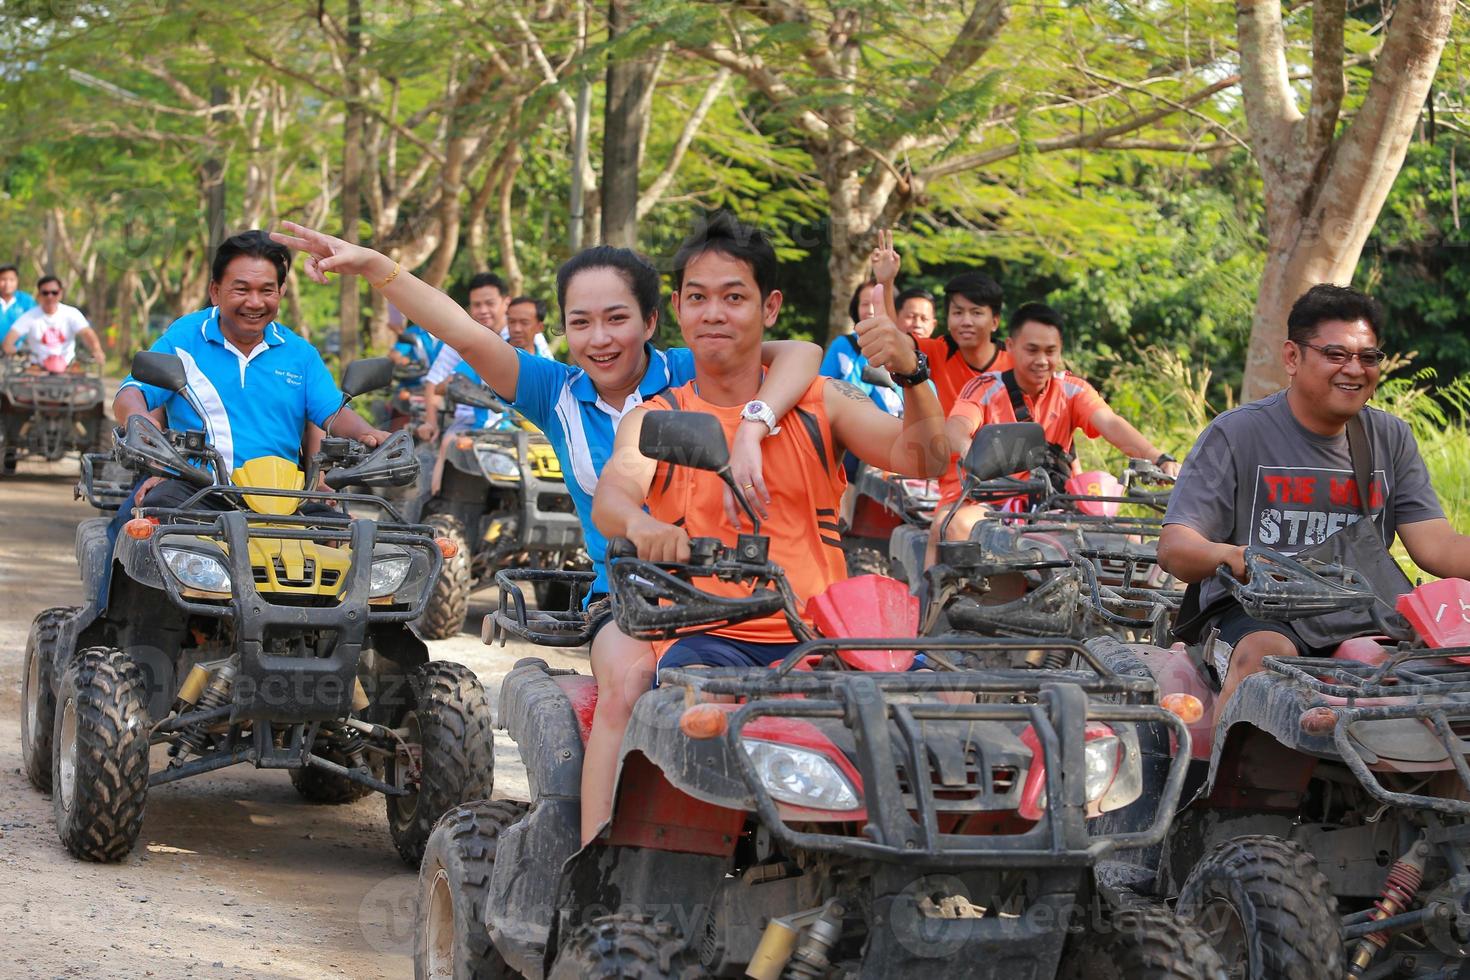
1217, 543, 1247, 580
626, 513, 691, 563
359, 427, 393, 449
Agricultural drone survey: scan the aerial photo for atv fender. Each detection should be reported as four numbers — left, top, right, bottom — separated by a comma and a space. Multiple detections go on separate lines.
1201, 672, 1326, 809
617, 687, 757, 812
1118, 642, 1217, 761
485, 797, 581, 980
497, 658, 588, 799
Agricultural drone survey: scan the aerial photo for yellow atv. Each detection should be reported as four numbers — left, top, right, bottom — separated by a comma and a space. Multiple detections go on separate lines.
417, 373, 584, 638
21, 352, 494, 866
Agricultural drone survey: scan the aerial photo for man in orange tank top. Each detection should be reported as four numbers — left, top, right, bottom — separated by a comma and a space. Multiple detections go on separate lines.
581, 214, 948, 839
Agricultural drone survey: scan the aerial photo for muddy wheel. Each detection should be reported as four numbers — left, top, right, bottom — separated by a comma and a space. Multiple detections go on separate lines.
1059, 905, 1227, 980
22, 605, 76, 792
843, 545, 890, 578
415, 799, 528, 980
420, 514, 472, 639
548, 914, 700, 980
290, 747, 378, 804
386, 661, 495, 866
53, 647, 150, 862
1176, 835, 1342, 980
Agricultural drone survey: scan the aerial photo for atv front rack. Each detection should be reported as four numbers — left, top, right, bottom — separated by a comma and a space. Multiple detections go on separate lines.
170, 483, 410, 524
662, 646, 1190, 868
985, 509, 1169, 540
141, 509, 444, 722
488, 568, 600, 647
1265, 651, 1470, 816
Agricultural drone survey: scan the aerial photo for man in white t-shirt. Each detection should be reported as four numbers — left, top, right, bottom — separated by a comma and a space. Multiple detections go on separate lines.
2, 276, 104, 370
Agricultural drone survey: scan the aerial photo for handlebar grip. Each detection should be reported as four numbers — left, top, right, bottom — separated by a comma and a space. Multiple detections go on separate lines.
608, 536, 638, 559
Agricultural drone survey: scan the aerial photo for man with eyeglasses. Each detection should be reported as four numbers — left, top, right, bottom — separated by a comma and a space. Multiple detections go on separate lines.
1159, 284, 1470, 719
2, 275, 104, 370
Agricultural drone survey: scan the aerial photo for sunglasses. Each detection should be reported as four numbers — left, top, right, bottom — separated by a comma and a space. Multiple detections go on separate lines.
1297, 341, 1387, 368
39, 289, 61, 296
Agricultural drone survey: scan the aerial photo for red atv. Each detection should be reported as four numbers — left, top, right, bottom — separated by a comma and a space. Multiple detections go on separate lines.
1109, 546, 1470, 978
415, 410, 1220, 979
925, 423, 1181, 645
0, 352, 107, 475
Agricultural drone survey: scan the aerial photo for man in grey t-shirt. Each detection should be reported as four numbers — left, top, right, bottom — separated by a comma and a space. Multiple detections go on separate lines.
1159, 285, 1470, 720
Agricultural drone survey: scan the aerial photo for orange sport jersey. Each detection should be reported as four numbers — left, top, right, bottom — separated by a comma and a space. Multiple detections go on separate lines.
646, 378, 848, 644
939, 370, 1107, 504
917, 335, 1013, 415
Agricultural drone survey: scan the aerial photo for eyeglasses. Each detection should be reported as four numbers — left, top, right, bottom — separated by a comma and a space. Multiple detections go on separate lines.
38, 289, 60, 296
1297, 341, 1387, 368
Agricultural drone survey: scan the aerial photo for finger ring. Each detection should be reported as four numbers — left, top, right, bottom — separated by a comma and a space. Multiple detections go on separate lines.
743, 483, 756, 490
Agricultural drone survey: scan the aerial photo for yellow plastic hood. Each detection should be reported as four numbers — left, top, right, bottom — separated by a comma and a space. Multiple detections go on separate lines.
234, 456, 306, 515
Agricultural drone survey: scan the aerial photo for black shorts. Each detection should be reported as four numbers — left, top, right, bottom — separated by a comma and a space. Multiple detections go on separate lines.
1205, 601, 1337, 659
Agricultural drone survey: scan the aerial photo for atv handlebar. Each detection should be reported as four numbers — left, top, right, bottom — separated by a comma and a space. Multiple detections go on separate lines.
114, 415, 223, 488
1218, 545, 1409, 638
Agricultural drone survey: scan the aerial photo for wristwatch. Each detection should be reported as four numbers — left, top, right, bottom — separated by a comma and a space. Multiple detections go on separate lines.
741, 400, 781, 435
889, 348, 931, 388
1154, 452, 1177, 465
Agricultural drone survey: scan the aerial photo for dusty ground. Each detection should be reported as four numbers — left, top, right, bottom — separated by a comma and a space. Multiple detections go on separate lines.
0, 460, 586, 979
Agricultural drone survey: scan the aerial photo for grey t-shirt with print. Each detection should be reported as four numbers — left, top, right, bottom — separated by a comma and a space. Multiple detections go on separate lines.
1164, 390, 1444, 610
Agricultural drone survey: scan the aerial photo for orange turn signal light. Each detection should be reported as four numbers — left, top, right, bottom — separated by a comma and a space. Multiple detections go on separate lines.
435, 537, 459, 559
679, 703, 729, 740
1161, 693, 1204, 724
455, 436, 475, 451
1300, 706, 1339, 736
124, 517, 157, 540
398, 389, 411, 401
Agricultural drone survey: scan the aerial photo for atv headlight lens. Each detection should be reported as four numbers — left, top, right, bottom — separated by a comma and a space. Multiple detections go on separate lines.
742, 739, 860, 811
1083, 736, 1121, 802
161, 547, 231, 594
369, 556, 412, 598
475, 448, 519, 478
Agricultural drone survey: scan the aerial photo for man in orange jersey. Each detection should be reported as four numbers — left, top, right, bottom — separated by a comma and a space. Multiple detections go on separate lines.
930, 302, 1180, 556
582, 214, 946, 837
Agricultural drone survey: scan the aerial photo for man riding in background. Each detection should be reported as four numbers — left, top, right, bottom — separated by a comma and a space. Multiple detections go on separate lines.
418, 272, 513, 444
1159, 284, 1470, 723
932, 302, 1179, 561
3, 275, 104, 371
503, 295, 553, 358
0, 264, 36, 350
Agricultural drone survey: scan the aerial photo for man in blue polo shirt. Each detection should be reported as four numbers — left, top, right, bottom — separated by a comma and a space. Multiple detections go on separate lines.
0, 264, 36, 350
113, 230, 390, 508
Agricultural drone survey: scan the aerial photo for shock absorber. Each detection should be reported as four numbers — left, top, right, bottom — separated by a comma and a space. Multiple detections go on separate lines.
782, 900, 844, 980
1346, 839, 1428, 980
174, 655, 240, 757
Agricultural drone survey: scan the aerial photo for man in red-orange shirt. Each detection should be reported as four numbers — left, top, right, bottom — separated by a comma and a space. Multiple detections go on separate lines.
930, 302, 1179, 557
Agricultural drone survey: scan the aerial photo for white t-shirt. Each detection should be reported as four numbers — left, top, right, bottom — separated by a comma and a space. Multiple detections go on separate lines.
426, 336, 553, 426
12, 304, 90, 366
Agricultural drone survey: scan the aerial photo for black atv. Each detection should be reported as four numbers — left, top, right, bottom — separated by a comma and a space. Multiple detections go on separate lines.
0, 352, 107, 475
415, 410, 1223, 980
20, 351, 495, 866
417, 373, 584, 639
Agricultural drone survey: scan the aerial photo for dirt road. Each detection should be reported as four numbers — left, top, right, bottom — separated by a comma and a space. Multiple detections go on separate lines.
0, 462, 584, 979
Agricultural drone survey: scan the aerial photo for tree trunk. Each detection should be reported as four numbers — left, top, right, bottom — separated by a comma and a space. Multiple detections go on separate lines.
600, 0, 661, 248
1237, 0, 1454, 401
338, 0, 364, 367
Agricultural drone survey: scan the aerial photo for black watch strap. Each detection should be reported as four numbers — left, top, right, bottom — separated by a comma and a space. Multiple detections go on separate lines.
1154, 452, 1177, 465
890, 348, 930, 388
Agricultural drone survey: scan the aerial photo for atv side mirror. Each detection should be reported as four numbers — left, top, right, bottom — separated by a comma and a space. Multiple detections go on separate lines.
639, 411, 760, 533
131, 351, 188, 393
341, 356, 394, 398
961, 422, 1048, 482
638, 410, 730, 473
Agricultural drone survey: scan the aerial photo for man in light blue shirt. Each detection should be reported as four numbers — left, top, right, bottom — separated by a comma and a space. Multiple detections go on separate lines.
0, 264, 37, 350
113, 231, 390, 504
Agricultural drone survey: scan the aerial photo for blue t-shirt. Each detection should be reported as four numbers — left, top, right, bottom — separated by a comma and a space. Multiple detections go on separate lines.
505, 343, 696, 596
0, 291, 37, 347
392, 324, 443, 390
819, 333, 903, 417
117, 307, 344, 473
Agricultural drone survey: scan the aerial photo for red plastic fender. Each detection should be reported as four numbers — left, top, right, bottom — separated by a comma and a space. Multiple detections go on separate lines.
1066, 471, 1123, 517
1396, 578, 1470, 651
1129, 643, 1217, 760
807, 574, 919, 671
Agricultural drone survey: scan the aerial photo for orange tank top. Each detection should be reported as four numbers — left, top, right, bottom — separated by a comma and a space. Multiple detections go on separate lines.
647, 378, 848, 644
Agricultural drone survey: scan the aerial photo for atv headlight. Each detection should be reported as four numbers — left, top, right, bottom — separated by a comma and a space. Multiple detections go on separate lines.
1082, 736, 1121, 802
369, 556, 412, 598
742, 739, 860, 811
161, 547, 232, 594
475, 447, 519, 478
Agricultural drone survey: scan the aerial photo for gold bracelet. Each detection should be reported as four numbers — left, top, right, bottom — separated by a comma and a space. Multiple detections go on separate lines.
372, 261, 401, 290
